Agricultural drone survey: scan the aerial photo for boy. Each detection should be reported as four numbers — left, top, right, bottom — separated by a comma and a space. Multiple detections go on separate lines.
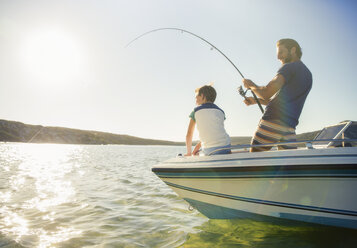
185, 85, 231, 156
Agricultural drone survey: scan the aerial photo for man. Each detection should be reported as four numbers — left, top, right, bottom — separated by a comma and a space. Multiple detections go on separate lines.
243, 39, 312, 152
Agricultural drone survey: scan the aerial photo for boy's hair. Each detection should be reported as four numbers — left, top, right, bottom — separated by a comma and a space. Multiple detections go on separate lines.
277, 38, 302, 59
195, 85, 217, 102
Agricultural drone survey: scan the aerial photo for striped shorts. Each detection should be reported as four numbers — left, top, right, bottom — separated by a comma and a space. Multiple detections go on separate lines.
251, 119, 297, 152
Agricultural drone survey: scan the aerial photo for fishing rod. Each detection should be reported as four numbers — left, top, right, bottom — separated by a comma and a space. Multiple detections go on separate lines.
126, 27, 264, 114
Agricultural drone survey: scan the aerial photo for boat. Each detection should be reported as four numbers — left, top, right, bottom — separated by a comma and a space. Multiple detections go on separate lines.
152, 121, 357, 229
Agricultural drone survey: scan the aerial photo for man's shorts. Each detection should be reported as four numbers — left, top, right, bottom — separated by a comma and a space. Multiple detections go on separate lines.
251, 119, 297, 152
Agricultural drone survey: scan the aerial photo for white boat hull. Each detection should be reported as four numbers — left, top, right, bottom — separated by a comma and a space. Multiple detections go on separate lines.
152, 147, 357, 229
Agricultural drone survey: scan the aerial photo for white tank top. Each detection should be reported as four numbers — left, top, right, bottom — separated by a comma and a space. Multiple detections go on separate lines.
190, 103, 230, 149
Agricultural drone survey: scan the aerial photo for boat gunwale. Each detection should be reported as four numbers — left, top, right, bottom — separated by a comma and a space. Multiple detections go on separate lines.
208, 138, 357, 155
154, 146, 357, 169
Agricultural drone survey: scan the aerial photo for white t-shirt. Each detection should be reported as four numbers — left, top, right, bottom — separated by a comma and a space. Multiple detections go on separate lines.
189, 103, 231, 149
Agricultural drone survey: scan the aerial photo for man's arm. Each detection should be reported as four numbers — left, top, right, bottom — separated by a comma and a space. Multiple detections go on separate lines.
242, 74, 285, 100
244, 97, 269, 106
185, 119, 196, 156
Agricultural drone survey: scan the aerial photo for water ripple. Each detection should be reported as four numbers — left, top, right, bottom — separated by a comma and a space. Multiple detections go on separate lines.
1, 144, 355, 247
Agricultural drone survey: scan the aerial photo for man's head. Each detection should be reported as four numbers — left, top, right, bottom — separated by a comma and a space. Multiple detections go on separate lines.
276, 39, 302, 64
195, 85, 216, 105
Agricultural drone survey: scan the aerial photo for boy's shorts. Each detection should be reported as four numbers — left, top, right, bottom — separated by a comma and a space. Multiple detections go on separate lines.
203, 144, 232, 155
251, 119, 297, 152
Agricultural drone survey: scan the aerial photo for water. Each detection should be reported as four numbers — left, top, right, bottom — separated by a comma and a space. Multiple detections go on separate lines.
0, 143, 356, 247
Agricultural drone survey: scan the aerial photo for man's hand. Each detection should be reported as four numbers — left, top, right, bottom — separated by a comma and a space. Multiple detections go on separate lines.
243, 97, 256, 106
242, 79, 256, 89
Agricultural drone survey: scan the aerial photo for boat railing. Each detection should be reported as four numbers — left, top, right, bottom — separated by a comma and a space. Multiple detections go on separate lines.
208, 138, 357, 156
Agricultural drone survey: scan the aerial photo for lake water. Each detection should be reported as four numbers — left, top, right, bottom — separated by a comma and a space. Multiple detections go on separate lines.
0, 143, 356, 248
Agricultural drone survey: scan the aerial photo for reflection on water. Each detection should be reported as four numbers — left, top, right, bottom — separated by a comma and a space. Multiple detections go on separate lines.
183, 219, 357, 248
0, 143, 356, 247
0, 144, 83, 247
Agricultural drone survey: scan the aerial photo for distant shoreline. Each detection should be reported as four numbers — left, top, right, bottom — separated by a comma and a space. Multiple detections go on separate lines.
0, 119, 185, 146
0, 119, 319, 146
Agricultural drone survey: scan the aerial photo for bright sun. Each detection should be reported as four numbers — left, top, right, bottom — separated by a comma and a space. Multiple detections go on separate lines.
21, 29, 84, 86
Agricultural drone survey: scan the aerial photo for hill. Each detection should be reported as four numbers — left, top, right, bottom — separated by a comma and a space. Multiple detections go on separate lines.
0, 119, 184, 145
0, 119, 321, 145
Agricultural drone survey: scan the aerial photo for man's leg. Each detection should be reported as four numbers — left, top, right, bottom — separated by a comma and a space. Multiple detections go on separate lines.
250, 119, 281, 152
278, 131, 297, 150
250, 119, 297, 152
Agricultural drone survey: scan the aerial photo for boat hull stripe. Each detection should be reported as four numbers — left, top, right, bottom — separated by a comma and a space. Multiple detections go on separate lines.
160, 154, 357, 165
164, 181, 357, 217
157, 175, 357, 178
153, 164, 357, 179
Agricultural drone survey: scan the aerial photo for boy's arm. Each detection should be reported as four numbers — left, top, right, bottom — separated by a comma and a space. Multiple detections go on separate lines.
192, 141, 201, 155
185, 119, 195, 156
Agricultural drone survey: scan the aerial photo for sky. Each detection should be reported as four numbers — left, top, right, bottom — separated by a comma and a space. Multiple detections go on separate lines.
1, 0, 357, 142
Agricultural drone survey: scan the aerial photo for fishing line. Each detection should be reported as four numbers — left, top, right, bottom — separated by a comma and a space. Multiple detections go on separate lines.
126, 27, 264, 113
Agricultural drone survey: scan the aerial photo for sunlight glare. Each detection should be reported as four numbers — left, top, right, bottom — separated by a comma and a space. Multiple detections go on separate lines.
0, 208, 29, 242
0, 144, 83, 247
16, 144, 78, 211
21, 29, 84, 86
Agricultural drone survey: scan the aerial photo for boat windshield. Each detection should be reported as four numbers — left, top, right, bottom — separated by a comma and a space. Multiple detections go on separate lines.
344, 123, 357, 139
314, 121, 354, 147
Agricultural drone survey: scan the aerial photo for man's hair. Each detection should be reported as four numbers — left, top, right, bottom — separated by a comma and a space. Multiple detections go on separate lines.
195, 85, 217, 102
277, 39, 302, 59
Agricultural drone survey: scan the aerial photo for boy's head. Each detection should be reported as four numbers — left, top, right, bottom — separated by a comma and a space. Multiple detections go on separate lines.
195, 85, 216, 103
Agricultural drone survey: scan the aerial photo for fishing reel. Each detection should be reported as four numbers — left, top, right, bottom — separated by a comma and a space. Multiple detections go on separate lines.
237, 85, 264, 113
237, 86, 248, 100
